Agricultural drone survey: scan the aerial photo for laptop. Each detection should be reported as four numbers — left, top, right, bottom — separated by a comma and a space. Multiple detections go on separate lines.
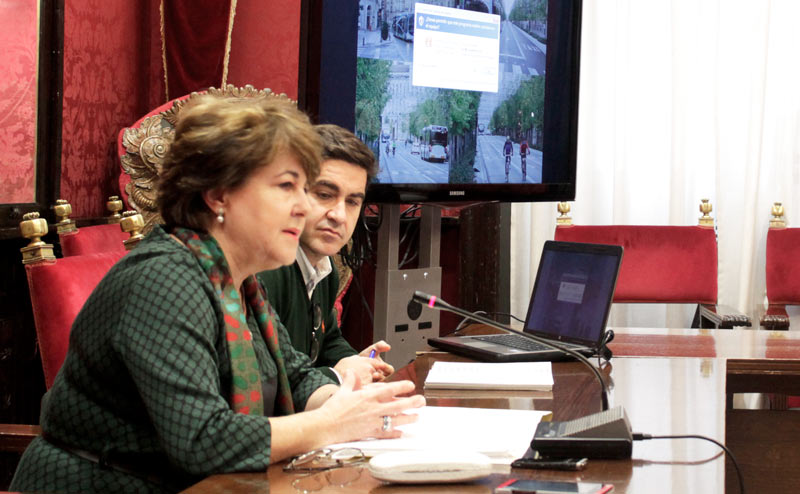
428, 241, 623, 362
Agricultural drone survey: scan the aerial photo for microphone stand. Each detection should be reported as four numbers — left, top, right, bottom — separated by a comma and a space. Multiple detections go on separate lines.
413, 291, 610, 411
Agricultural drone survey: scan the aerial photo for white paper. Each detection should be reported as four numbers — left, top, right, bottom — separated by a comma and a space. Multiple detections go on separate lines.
412, 3, 501, 92
424, 361, 554, 390
326, 406, 551, 465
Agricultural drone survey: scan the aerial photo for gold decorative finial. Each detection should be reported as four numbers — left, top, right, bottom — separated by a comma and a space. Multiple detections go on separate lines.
54, 199, 77, 234
770, 202, 786, 229
120, 210, 145, 250
556, 202, 572, 225
107, 196, 123, 224
700, 358, 713, 378
19, 212, 56, 264
698, 199, 714, 227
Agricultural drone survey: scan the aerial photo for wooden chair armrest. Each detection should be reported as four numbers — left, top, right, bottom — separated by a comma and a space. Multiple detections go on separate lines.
0, 424, 41, 453
760, 304, 790, 331
699, 304, 752, 329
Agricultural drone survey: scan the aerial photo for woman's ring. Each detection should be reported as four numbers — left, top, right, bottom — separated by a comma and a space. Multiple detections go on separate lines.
381, 415, 392, 432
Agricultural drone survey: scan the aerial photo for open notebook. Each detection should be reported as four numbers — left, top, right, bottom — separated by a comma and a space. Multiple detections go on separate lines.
429, 241, 623, 362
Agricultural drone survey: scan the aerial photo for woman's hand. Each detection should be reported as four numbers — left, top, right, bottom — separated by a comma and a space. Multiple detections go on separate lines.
270, 371, 424, 462
316, 370, 425, 445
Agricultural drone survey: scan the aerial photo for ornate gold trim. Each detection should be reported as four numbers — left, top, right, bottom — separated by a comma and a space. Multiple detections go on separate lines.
19, 212, 55, 265
556, 201, 572, 225
698, 199, 714, 227
769, 202, 786, 229
54, 199, 76, 234
107, 195, 123, 224
121, 211, 145, 251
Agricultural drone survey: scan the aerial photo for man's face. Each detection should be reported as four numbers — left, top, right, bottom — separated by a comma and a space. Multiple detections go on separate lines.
300, 159, 368, 265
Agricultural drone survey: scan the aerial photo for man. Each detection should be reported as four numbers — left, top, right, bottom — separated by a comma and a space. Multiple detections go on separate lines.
503, 136, 513, 182
519, 139, 529, 181
258, 124, 394, 383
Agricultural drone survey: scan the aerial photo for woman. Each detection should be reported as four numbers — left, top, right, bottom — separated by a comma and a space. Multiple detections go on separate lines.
10, 95, 425, 493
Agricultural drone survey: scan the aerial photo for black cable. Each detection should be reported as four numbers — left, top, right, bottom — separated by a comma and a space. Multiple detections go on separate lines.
397, 220, 419, 268
341, 209, 378, 271
345, 270, 373, 329
598, 329, 614, 361
493, 312, 526, 325
633, 433, 745, 494
447, 311, 527, 337
450, 311, 489, 335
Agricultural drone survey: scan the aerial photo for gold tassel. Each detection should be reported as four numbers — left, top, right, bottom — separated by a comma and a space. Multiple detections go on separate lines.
160, 0, 169, 102
221, 0, 238, 88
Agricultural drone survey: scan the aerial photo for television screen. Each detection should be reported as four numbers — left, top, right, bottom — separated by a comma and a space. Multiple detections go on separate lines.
299, 0, 581, 203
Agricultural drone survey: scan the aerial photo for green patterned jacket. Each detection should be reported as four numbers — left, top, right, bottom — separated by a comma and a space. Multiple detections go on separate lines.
10, 226, 335, 494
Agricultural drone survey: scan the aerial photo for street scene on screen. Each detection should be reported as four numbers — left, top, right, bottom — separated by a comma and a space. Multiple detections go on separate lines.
356, 0, 547, 184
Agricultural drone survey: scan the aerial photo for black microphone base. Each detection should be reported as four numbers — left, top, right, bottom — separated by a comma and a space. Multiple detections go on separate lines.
532, 434, 632, 459
530, 406, 633, 459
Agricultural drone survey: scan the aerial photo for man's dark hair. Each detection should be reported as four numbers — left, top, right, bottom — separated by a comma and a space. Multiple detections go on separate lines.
314, 124, 378, 182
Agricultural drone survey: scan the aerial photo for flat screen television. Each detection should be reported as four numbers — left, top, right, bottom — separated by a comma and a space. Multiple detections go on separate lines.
299, 0, 581, 204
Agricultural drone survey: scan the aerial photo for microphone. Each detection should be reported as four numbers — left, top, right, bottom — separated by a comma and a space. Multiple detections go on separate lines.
413, 291, 634, 459
412, 290, 610, 410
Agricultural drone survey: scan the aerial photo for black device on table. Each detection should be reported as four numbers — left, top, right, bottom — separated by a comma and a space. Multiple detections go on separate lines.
511, 456, 587, 471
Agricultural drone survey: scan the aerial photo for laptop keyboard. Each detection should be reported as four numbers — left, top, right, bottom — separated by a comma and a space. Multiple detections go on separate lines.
473, 334, 551, 352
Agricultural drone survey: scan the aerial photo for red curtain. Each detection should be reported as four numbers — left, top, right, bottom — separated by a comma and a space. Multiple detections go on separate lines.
162, 0, 232, 99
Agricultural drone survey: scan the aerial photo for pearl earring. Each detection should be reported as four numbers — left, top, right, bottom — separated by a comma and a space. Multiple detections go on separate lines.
216, 208, 225, 224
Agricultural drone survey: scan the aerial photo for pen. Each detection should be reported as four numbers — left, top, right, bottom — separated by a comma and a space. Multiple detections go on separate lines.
368, 349, 377, 358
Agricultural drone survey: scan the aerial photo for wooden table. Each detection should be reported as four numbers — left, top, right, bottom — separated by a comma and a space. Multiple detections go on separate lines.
609, 327, 800, 359
185, 352, 735, 493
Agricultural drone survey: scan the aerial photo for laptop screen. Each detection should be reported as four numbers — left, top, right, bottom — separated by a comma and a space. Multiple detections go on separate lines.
523, 242, 622, 345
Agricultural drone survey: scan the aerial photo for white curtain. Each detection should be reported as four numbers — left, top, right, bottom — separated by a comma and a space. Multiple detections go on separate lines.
511, 0, 800, 327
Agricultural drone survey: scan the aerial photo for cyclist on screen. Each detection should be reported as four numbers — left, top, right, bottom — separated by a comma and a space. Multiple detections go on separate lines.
503, 136, 513, 182
519, 139, 530, 181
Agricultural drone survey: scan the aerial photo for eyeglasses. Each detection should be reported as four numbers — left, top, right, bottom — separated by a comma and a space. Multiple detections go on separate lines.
284, 447, 366, 472
308, 303, 322, 364
284, 448, 367, 493
290, 466, 364, 493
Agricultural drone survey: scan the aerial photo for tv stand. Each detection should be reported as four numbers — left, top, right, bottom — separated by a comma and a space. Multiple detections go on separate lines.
373, 205, 441, 368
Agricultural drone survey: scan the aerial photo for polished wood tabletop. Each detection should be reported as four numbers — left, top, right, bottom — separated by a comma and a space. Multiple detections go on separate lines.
609, 326, 800, 359
184, 349, 736, 493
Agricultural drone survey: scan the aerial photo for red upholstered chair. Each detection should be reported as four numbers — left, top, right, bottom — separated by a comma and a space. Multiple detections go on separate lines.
761, 202, 800, 331
553, 200, 751, 329
54, 198, 129, 256
760, 203, 800, 411
2, 213, 131, 455
19, 213, 130, 388
118, 84, 290, 235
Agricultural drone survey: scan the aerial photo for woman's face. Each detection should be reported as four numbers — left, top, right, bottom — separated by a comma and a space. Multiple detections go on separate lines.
217, 153, 311, 273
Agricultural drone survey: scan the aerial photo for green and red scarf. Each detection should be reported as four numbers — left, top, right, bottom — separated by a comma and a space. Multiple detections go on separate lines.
173, 227, 294, 416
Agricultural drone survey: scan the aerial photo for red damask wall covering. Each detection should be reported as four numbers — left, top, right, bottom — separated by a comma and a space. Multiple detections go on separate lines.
0, 3, 38, 204
59, 0, 162, 218
227, 0, 301, 100
58, 1, 300, 219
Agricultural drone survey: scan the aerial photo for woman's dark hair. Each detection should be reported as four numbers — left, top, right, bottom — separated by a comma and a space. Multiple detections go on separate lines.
157, 95, 322, 230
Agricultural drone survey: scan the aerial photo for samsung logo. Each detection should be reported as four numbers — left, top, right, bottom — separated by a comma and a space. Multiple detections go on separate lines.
449, 191, 465, 196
